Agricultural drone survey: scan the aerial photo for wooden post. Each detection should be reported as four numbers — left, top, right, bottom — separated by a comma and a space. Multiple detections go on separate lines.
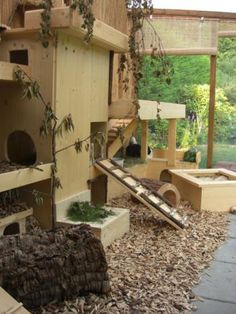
141, 120, 148, 161
207, 55, 217, 168
167, 119, 176, 166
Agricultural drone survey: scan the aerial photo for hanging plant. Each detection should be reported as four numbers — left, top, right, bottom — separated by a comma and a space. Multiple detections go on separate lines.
70, 0, 95, 43
39, 0, 95, 47
39, 0, 54, 48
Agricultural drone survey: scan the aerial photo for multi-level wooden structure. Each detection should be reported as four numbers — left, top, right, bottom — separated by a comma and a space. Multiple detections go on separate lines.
0, 0, 131, 229
2, 2, 236, 232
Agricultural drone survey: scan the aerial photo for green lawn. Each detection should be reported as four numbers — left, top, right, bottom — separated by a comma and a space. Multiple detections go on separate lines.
197, 144, 236, 168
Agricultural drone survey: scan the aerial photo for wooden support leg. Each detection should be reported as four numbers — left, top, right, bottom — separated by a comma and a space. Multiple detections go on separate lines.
207, 55, 217, 168
141, 120, 148, 162
167, 119, 176, 166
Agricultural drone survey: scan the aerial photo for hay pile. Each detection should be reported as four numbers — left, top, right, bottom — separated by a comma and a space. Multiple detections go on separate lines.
36, 194, 228, 313
0, 161, 26, 173
0, 225, 110, 309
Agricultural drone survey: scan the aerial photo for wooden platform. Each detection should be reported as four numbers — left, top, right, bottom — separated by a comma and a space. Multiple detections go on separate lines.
23, 7, 128, 53
95, 159, 187, 230
0, 287, 30, 314
0, 62, 31, 82
0, 163, 52, 193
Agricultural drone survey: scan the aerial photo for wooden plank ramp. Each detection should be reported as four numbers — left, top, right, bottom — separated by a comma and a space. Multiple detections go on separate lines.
0, 287, 30, 314
95, 159, 188, 230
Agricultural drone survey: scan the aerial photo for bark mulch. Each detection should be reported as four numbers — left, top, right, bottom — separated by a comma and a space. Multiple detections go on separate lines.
37, 194, 228, 314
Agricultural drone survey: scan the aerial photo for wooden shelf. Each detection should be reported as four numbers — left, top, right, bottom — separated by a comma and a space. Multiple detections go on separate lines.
138, 100, 186, 120
0, 61, 31, 82
24, 7, 129, 53
0, 208, 33, 228
0, 163, 52, 193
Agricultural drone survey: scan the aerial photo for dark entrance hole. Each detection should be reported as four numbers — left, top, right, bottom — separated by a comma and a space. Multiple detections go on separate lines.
4, 222, 20, 235
10, 49, 29, 65
7, 131, 37, 166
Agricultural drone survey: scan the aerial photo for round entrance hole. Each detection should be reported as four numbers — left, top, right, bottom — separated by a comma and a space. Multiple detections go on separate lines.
7, 131, 37, 166
160, 169, 172, 183
4, 222, 20, 235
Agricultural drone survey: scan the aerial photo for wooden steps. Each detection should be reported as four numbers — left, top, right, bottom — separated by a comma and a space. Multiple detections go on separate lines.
108, 119, 138, 158
108, 118, 133, 146
95, 158, 188, 230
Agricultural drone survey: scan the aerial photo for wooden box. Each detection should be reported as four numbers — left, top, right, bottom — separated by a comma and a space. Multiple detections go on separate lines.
57, 207, 130, 247
170, 168, 236, 212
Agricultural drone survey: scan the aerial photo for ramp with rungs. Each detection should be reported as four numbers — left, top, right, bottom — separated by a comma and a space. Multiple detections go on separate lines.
0, 287, 30, 314
95, 159, 188, 230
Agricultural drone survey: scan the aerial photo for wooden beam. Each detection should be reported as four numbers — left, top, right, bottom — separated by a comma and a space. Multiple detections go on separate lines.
168, 119, 177, 166
0, 163, 52, 193
108, 99, 136, 119
143, 48, 217, 56
153, 8, 236, 20
158, 102, 186, 119
108, 119, 138, 158
141, 120, 148, 162
139, 100, 186, 120
207, 55, 217, 168
24, 7, 129, 52
219, 31, 236, 37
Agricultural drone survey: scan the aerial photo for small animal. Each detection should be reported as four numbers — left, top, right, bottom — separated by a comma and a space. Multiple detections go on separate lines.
126, 144, 151, 158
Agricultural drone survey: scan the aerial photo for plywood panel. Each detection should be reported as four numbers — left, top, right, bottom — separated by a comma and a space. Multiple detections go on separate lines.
54, 32, 91, 203
202, 186, 236, 212
90, 46, 109, 122
92, 0, 128, 34
55, 32, 110, 203
0, 0, 18, 25
0, 34, 54, 163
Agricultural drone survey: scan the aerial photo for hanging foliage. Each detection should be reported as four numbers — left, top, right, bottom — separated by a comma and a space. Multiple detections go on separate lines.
39, 0, 54, 48
70, 0, 95, 42
39, 0, 95, 47
119, 0, 173, 111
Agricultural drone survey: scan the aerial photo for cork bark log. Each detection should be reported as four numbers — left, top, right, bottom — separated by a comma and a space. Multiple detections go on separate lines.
0, 225, 110, 309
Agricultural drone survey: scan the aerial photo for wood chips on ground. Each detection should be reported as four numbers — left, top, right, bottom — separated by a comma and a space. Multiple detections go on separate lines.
37, 194, 228, 314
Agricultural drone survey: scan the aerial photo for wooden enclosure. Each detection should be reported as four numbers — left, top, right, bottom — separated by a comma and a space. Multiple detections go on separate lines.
0, 2, 129, 228
170, 168, 236, 212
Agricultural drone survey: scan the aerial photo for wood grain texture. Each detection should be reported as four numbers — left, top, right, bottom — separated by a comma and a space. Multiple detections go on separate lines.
207, 55, 217, 168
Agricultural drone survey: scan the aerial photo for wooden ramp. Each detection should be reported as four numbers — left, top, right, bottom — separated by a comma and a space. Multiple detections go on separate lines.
0, 287, 30, 314
95, 159, 188, 230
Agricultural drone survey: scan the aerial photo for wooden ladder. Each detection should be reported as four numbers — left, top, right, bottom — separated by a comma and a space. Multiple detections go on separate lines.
95, 158, 188, 230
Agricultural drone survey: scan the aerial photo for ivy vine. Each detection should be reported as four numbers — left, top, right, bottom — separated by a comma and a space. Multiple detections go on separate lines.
39, 0, 95, 47
70, 0, 95, 43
